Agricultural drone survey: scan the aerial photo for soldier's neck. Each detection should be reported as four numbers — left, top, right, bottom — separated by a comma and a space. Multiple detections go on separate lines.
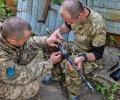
79, 7, 91, 23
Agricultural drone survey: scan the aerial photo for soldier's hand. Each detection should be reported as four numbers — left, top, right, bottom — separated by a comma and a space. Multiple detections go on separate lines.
74, 56, 85, 70
46, 29, 63, 47
50, 52, 62, 64
66, 57, 85, 70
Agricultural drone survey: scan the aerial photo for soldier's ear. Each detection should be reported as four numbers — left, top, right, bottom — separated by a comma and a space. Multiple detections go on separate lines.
7, 38, 17, 44
80, 12, 84, 16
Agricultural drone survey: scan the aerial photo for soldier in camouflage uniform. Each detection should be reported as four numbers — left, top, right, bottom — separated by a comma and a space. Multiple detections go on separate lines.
0, 16, 62, 100
48, 0, 107, 99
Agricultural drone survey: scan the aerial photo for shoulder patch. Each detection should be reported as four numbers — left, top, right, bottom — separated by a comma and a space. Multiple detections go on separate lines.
6, 66, 16, 78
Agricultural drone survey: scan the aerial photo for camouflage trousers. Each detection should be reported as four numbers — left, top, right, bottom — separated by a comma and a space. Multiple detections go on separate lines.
52, 56, 103, 96
0, 79, 41, 100
43, 45, 103, 96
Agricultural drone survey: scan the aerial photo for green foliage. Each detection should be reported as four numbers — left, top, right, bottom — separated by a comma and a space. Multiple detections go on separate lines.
51, 0, 63, 5
0, 0, 6, 19
0, 0, 14, 20
96, 83, 120, 100
106, 35, 117, 45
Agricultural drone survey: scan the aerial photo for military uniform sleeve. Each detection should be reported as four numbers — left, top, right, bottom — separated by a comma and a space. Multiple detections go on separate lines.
0, 50, 16, 81
0, 49, 53, 85
26, 36, 48, 50
90, 14, 106, 60
92, 18, 106, 47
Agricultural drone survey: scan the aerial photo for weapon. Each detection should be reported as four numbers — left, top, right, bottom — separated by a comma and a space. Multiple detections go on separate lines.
46, 29, 96, 92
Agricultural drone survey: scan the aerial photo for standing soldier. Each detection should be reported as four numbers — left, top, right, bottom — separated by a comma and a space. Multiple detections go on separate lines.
43, 0, 106, 100
0, 16, 62, 100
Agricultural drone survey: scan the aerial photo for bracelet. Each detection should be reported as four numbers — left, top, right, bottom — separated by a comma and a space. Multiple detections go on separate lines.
78, 53, 88, 62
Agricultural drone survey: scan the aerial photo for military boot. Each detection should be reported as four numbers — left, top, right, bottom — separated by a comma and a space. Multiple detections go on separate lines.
42, 74, 57, 85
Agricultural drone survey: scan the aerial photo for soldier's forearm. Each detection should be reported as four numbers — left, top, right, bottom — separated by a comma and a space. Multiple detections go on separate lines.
27, 36, 48, 50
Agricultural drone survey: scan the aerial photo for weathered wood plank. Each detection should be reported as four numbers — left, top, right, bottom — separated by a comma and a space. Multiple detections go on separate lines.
39, 9, 57, 36
35, 0, 45, 35
21, 0, 27, 20
93, 0, 120, 10
87, 0, 93, 8
37, 0, 51, 22
40, 4, 61, 36
31, 0, 39, 32
106, 21, 120, 35
40, 11, 50, 36
93, 6, 120, 34
17, 0, 23, 17
53, 5, 63, 29
17, 0, 33, 23
25, 0, 33, 23
47, 5, 57, 33
36, 1, 57, 36
92, 0, 120, 35
81, 0, 87, 5
93, 7, 120, 22
17, 0, 120, 35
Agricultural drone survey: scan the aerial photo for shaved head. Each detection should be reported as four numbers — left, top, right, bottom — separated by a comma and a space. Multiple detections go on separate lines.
60, 0, 84, 18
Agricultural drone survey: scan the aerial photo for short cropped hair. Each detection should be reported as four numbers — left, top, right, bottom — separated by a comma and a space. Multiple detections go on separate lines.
1, 16, 31, 40
61, 0, 84, 18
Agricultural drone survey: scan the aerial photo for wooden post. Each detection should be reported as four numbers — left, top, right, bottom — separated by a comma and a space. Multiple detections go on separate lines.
37, 0, 51, 23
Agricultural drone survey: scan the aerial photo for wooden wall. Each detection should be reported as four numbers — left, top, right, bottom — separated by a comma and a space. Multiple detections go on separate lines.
17, 0, 120, 37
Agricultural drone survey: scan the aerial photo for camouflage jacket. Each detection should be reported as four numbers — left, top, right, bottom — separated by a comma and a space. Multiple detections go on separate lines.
70, 8, 106, 53
0, 34, 53, 85
65, 8, 107, 74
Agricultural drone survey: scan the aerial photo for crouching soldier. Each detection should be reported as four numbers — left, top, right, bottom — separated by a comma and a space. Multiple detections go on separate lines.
0, 16, 62, 100
43, 0, 107, 100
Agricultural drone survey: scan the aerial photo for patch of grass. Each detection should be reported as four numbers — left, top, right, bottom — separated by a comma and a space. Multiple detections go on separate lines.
96, 83, 120, 100
51, 0, 63, 5
106, 33, 120, 48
